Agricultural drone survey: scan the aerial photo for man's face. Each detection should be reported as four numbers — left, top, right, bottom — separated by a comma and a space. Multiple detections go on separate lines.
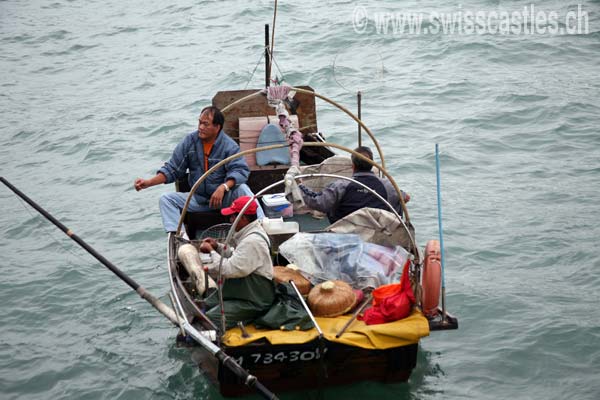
230, 213, 249, 231
198, 111, 220, 142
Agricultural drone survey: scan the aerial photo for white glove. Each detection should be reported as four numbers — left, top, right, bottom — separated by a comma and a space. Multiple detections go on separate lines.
284, 166, 304, 207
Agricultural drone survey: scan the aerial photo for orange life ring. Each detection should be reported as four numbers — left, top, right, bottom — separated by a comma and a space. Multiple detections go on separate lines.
422, 240, 441, 318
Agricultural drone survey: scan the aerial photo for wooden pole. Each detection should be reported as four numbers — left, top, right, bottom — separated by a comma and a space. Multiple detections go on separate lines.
357, 91, 362, 147
0, 177, 279, 400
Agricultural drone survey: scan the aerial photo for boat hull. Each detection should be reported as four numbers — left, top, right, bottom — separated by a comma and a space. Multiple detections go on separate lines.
181, 335, 418, 397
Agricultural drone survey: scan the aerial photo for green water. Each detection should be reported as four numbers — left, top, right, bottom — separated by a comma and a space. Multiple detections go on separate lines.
1, 1, 599, 399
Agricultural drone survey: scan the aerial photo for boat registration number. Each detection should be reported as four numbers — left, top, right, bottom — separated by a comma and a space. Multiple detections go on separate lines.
234, 347, 328, 366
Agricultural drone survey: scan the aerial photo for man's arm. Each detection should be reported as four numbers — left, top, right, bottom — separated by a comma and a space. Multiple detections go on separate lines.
134, 134, 191, 192
134, 172, 166, 191
208, 138, 250, 207
209, 178, 237, 208
207, 237, 262, 278
299, 181, 345, 214
382, 179, 410, 215
223, 147, 250, 186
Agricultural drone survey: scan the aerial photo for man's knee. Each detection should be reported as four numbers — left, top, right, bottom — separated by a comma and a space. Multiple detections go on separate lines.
159, 191, 184, 207
159, 192, 174, 208
232, 183, 252, 197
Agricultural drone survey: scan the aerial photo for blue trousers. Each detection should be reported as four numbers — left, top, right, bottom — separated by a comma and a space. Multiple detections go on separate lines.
158, 183, 264, 232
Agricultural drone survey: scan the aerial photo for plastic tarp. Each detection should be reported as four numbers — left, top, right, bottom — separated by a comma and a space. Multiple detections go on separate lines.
278, 232, 410, 290
327, 207, 416, 251
222, 310, 430, 349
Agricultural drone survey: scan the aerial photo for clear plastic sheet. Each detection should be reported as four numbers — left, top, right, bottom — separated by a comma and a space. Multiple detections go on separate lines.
279, 232, 409, 290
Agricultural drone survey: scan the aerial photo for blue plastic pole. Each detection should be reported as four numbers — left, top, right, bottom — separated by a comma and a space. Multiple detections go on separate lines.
435, 144, 447, 321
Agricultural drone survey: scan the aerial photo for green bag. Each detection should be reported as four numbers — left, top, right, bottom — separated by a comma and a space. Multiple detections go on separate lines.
254, 282, 314, 331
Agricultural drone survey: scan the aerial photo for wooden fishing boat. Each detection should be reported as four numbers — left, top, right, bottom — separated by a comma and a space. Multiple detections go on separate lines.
166, 82, 458, 397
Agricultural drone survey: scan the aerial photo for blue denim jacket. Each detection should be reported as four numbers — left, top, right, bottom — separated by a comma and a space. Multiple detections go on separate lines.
158, 130, 250, 201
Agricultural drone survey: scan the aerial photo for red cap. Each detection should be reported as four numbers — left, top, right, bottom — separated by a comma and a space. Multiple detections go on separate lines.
221, 196, 258, 216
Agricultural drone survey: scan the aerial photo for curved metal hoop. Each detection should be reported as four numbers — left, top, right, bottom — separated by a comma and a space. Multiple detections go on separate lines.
216, 172, 417, 332
225, 173, 416, 252
175, 142, 410, 236
220, 87, 386, 169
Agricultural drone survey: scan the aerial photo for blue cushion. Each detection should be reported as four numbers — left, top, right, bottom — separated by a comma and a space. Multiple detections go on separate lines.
256, 124, 291, 166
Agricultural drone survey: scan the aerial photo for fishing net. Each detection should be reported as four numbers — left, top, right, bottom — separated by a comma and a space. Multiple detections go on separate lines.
198, 223, 232, 243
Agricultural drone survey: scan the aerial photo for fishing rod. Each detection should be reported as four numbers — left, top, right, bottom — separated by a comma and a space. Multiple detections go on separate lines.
434, 144, 447, 323
0, 177, 279, 400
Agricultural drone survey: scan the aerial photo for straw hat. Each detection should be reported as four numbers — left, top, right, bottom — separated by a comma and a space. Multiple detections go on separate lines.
308, 280, 357, 317
273, 264, 311, 295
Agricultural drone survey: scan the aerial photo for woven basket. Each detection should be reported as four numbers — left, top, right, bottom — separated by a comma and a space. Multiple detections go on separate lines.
273, 265, 311, 295
307, 280, 357, 317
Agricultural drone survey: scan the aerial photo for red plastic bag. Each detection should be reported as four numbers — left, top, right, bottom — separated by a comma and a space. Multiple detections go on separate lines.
359, 259, 415, 325
372, 282, 402, 306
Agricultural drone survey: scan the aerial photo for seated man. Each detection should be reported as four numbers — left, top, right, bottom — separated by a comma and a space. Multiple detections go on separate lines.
299, 146, 410, 224
134, 106, 263, 233
199, 196, 275, 329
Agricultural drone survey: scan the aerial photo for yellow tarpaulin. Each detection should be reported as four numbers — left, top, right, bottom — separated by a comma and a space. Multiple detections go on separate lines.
223, 310, 430, 350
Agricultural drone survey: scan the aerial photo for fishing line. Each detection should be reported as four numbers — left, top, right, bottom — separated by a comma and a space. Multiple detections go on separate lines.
268, 50, 287, 82
245, 50, 266, 89
244, 47, 286, 89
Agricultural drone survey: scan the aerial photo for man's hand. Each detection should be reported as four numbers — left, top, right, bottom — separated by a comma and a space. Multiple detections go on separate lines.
200, 238, 217, 253
209, 184, 226, 208
203, 237, 218, 248
134, 173, 166, 192
134, 178, 149, 191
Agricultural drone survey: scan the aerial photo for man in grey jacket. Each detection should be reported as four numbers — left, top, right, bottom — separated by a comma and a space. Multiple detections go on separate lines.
299, 146, 410, 224
134, 106, 262, 232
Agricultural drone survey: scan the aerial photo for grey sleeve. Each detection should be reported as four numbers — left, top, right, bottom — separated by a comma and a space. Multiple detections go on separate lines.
382, 178, 402, 214
299, 180, 347, 213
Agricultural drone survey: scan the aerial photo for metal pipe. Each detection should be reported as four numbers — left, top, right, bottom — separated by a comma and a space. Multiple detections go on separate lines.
335, 293, 372, 338
176, 141, 411, 236
167, 235, 219, 332
264, 24, 270, 87
215, 170, 414, 332
435, 144, 447, 323
220, 87, 387, 170
222, 171, 414, 256
168, 292, 187, 337
289, 280, 323, 337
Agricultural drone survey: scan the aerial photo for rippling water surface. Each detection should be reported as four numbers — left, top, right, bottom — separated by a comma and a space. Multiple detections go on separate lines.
2, 1, 599, 399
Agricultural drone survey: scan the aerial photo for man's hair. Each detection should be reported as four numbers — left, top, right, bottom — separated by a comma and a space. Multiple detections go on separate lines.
201, 106, 225, 131
351, 146, 374, 172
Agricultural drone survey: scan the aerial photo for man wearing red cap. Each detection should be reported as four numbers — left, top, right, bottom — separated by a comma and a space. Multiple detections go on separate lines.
199, 196, 275, 329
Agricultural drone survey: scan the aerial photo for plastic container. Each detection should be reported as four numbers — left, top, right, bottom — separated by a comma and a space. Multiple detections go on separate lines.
262, 217, 300, 250
262, 193, 292, 218
261, 217, 299, 235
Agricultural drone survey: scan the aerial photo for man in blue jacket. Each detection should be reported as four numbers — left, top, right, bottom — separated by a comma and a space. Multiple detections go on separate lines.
134, 106, 262, 232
